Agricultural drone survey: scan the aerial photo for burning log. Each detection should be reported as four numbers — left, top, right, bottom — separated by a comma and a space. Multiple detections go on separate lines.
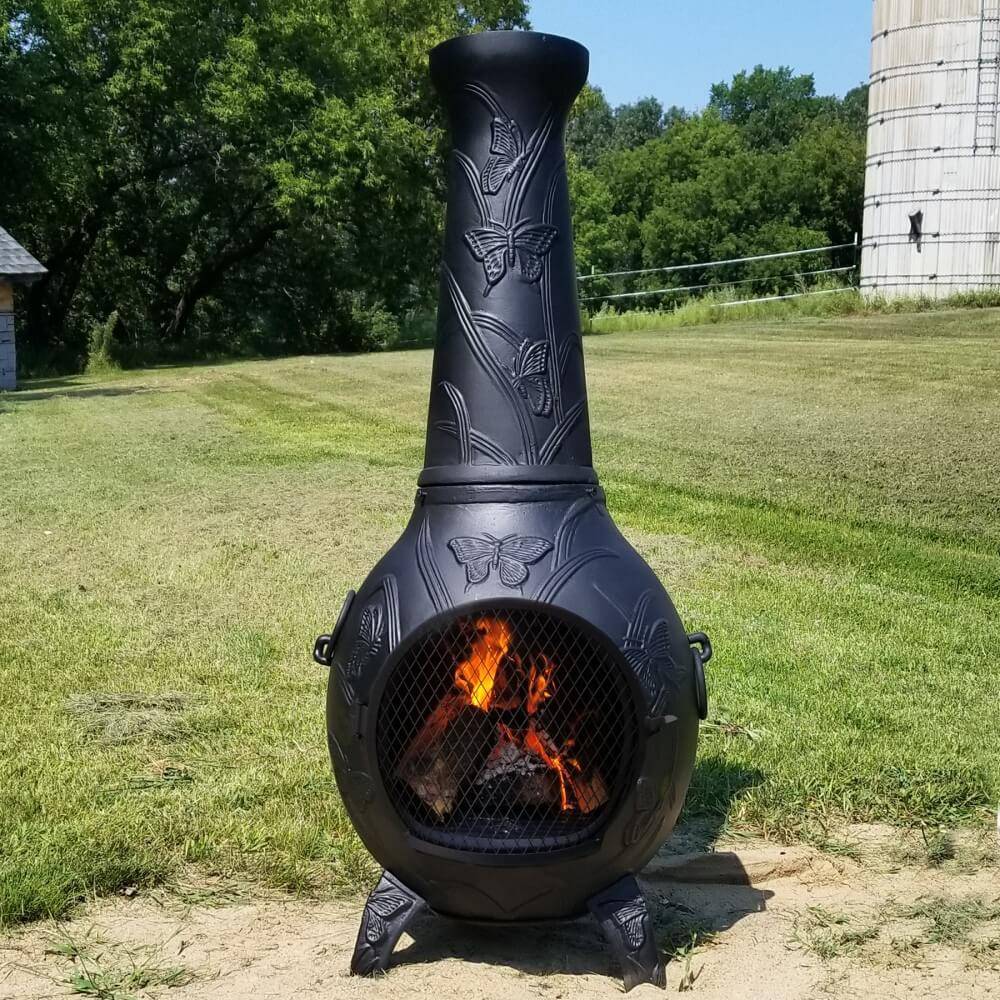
569, 768, 609, 815
525, 654, 556, 714
475, 724, 547, 785
476, 724, 561, 809
396, 615, 608, 820
474, 720, 610, 815
397, 692, 494, 819
397, 616, 518, 817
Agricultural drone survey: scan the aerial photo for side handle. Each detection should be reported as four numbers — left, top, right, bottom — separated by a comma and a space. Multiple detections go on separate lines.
313, 589, 357, 667
687, 631, 712, 721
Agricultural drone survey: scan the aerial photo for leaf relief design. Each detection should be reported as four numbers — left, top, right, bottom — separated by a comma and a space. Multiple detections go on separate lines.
534, 547, 616, 603
416, 518, 452, 614
623, 807, 660, 847
539, 399, 586, 464
444, 267, 536, 463
439, 381, 472, 464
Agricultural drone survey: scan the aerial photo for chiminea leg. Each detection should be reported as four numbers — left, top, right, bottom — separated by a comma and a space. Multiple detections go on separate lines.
588, 874, 666, 992
350, 871, 427, 976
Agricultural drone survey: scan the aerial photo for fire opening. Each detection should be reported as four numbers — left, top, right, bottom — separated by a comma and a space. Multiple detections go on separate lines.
377, 607, 636, 854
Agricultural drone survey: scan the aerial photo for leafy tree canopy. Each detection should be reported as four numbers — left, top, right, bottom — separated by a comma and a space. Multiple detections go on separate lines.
710, 64, 830, 149
0, 0, 527, 369
1, 4, 867, 368
569, 67, 867, 298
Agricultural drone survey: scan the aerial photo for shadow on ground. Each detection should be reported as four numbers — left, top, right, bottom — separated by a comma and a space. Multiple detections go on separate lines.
3, 382, 155, 403
393, 760, 769, 982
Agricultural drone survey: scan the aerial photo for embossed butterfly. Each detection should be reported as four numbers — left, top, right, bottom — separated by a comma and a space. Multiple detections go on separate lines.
363, 887, 411, 945
464, 218, 558, 296
505, 339, 552, 417
623, 618, 673, 714
481, 114, 528, 194
613, 899, 649, 951
448, 533, 553, 590
345, 604, 385, 682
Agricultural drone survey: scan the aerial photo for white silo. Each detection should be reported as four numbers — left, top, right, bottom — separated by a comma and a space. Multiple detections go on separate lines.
861, 0, 1000, 297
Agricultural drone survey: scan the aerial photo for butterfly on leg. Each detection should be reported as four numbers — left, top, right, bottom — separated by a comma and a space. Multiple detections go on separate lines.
363, 887, 411, 945
463, 218, 558, 296
613, 899, 650, 952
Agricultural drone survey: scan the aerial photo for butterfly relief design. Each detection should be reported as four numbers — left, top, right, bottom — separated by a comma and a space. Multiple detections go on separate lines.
363, 887, 412, 946
448, 533, 553, 590
613, 899, 649, 952
505, 339, 552, 417
345, 604, 385, 684
622, 593, 674, 716
464, 218, 558, 296
481, 114, 527, 194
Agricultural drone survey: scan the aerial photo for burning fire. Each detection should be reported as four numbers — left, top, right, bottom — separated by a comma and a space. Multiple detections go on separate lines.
525, 654, 556, 715
399, 615, 608, 819
454, 616, 513, 711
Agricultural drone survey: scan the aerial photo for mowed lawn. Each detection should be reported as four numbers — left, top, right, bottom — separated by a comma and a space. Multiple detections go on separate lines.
2, 310, 999, 924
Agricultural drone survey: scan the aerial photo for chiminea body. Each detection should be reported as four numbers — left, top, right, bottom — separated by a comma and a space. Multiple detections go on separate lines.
319, 31, 706, 945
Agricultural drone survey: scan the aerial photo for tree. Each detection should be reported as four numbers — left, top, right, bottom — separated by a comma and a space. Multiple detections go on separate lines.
778, 120, 866, 245
569, 72, 866, 304
566, 84, 615, 168
612, 96, 664, 150
0, 0, 528, 369
567, 152, 636, 278
709, 65, 828, 149
568, 90, 679, 167
838, 83, 870, 138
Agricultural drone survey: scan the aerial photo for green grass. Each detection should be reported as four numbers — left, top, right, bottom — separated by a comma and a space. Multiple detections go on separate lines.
2, 308, 999, 925
41, 927, 195, 1000
895, 896, 1000, 947
791, 896, 1000, 965
792, 906, 881, 961
583, 286, 1000, 334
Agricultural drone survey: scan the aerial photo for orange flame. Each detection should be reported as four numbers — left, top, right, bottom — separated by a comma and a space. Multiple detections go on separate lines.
525, 654, 556, 715
524, 723, 580, 812
454, 616, 513, 711
440, 616, 608, 815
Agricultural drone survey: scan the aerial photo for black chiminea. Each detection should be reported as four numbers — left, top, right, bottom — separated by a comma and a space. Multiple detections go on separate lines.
314, 30, 711, 992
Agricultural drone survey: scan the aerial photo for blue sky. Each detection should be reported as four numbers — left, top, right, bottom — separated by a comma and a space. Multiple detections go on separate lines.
528, 1, 873, 109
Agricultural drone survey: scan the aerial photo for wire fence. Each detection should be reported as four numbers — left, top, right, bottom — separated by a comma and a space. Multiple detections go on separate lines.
577, 238, 861, 308
385, 238, 862, 351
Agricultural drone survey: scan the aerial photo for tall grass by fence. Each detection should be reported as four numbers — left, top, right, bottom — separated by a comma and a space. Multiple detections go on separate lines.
386, 286, 1000, 350
580, 285, 1000, 335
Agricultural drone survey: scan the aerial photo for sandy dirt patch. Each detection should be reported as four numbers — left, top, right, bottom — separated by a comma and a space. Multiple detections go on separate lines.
2, 828, 997, 999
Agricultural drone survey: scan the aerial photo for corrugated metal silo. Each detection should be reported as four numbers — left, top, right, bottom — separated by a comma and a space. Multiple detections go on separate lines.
861, 0, 1000, 297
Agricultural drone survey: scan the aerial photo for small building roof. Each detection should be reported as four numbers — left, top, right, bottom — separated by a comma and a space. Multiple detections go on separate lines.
0, 226, 47, 282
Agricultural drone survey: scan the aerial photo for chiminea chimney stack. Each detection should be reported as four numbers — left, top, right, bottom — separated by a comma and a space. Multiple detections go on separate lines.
421, 31, 594, 485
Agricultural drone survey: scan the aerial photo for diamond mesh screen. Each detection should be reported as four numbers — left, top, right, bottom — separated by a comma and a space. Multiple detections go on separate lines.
376, 606, 637, 854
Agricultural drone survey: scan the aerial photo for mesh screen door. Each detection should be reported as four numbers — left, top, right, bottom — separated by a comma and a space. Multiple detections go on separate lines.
376, 607, 637, 853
